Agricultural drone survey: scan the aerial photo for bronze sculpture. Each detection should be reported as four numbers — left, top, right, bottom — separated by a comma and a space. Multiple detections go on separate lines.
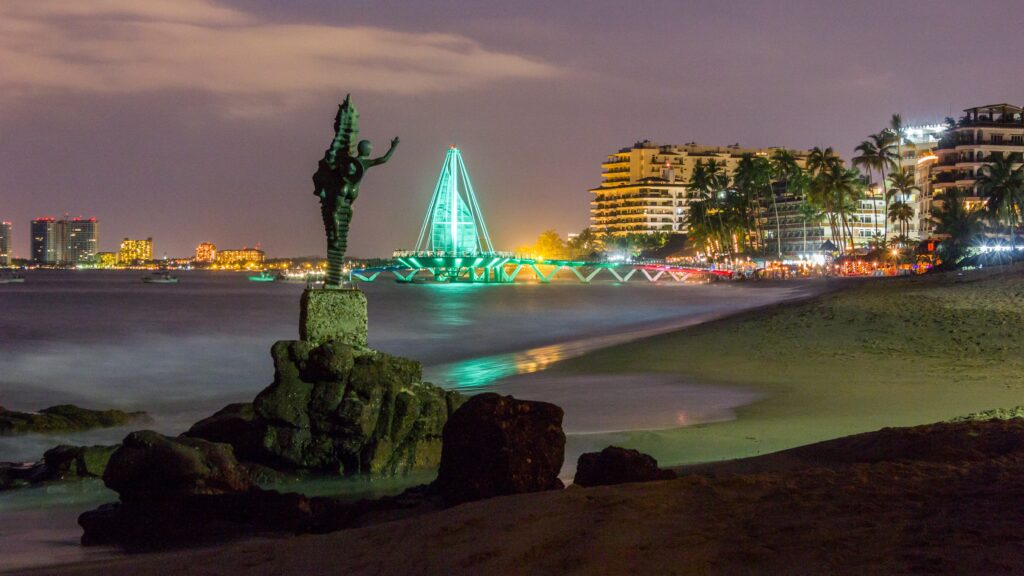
312, 95, 398, 287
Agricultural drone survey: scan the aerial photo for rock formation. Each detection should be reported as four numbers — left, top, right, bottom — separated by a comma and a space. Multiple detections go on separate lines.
187, 340, 463, 477
0, 404, 149, 435
1, 444, 118, 490
79, 430, 314, 548
573, 446, 676, 487
433, 393, 565, 505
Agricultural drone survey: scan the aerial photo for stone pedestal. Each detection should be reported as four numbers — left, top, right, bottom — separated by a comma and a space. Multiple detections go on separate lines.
299, 288, 368, 347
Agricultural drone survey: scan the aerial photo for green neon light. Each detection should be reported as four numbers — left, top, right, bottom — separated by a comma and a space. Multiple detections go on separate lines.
414, 147, 494, 255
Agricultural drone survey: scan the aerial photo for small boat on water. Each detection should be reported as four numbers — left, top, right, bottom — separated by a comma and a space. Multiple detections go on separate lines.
0, 270, 25, 284
247, 271, 277, 283
143, 271, 179, 284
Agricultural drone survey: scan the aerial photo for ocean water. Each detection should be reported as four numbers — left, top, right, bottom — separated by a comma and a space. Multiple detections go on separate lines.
0, 270, 813, 570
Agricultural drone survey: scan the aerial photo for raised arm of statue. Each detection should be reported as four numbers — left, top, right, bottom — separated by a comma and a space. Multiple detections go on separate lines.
369, 137, 399, 167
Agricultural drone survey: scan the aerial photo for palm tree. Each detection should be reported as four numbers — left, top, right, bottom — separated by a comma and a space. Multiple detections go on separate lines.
567, 227, 602, 260
732, 155, 761, 253
871, 131, 898, 244
852, 139, 881, 238
887, 168, 921, 241
806, 146, 841, 177
811, 164, 865, 253
687, 160, 732, 257
797, 200, 823, 254
889, 113, 910, 173
930, 188, 982, 268
768, 149, 802, 258
887, 201, 914, 241
975, 152, 1024, 249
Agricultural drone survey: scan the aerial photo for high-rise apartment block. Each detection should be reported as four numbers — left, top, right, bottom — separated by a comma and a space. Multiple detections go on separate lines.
63, 218, 99, 264
0, 222, 11, 265
31, 218, 61, 264
31, 217, 99, 264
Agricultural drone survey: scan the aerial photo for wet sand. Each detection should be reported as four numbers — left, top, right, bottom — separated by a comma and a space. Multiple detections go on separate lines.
555, 266, 1024, 465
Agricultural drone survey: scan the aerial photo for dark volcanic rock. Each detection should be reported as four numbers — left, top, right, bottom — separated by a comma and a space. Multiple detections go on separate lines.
187, 340, 464, 477
574, 446, 676, 487
184, 403, 262, 461
0, 404, 149, 435
2, 444, 119, 490
103, 431, 251, 502
434, 393, 565, 505
80, 430, 313, 548
43, 444, 119, 480
0, 461, 45, 490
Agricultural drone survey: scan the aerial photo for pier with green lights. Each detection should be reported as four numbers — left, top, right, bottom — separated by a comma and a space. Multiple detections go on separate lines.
349, 146, 730, 284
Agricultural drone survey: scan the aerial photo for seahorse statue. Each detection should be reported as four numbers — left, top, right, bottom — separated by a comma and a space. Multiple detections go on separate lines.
312, 95, 398, 287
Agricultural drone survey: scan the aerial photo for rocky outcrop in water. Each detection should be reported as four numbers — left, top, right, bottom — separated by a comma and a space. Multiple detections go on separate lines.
0, 404, 149, 435
574, 446, 676, 487
434, 393, 565, 505
187, 340, 464, 477
1, 444, 118, 490
79, 430, 314, 548
103, 431, 252, 501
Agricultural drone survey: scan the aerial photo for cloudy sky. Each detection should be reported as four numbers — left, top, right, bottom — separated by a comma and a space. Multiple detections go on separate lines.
1, 0, 1021, 258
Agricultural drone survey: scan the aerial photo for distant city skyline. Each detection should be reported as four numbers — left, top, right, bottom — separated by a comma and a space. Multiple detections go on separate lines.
2, 0, 1022, 258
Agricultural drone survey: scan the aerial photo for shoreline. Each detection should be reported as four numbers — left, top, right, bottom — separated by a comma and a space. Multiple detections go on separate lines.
550, 266, 1024, 467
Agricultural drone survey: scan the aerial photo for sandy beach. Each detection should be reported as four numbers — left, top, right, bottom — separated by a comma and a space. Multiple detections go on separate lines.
558, 266, 1024, 466
10, 265, 1024, 575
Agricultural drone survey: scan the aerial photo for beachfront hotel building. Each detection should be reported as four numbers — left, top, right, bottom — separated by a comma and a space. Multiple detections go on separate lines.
215, 248, 265, 268
118, 238, 154, 265
590, 141, 811, 237
903, 125, 945, 239
930, 103, 1024, 214
195, 242, 217, 263
0, 222, 11, 265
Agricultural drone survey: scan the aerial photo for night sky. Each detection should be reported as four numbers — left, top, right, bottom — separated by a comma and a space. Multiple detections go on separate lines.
1, 0, 1021, 258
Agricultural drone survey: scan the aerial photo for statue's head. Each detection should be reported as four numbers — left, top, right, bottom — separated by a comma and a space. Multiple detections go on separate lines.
357, 140, 373, 157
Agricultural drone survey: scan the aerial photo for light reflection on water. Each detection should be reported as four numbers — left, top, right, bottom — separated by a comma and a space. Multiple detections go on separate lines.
428, 309, 751, 390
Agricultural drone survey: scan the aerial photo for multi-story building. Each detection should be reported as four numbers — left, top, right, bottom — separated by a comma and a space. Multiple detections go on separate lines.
0, 222, 11, 265
31, 217, 100, 265
62, 218, 99, 264
195, 242, 217, 263
31, 217, 61, 264
118, 237, 153, 264
931, 104, 1024, 212
215, 248, 264, 268
96, 252, 118, 268
892, 124, 945, 241
590, 140, 812, 236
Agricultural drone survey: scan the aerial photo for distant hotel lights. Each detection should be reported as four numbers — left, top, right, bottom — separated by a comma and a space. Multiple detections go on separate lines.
214, 247, 265, 269
118, 237, 153, 265
194, 242, 217, 263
